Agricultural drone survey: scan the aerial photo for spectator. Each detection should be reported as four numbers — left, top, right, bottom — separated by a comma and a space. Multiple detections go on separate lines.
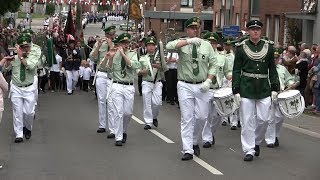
296, 51, 309, 98
282, 46, 298, 74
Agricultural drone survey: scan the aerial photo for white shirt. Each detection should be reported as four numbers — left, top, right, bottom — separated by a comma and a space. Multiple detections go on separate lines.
166, 52, 179, 69
50, 54, 62, 72
82, 67, 92, 80
79, 66, 85, 77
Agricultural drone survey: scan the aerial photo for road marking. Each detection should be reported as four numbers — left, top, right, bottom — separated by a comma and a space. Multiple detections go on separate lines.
132, 115, 223, 175
149, 129, 175, 143
193, 156, 223, 175
132, 115, 145, 124
283, 123, 320, 139
229, 148, 236, 152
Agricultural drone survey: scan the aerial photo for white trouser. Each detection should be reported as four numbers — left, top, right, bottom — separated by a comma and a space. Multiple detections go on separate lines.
66, 70, 79, 93
240, 97, 271, 155
10, 83, 37, 138
265, 103, 284, 144
109, 83, 135, 141
178, 81, 209, 154
96, 71, 114, 133
202, 89, 221, 143
142, 81, 163, 126
33, 76, 38, 106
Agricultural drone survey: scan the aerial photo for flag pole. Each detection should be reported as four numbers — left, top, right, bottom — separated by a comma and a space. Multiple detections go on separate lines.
126, 0, 130, 33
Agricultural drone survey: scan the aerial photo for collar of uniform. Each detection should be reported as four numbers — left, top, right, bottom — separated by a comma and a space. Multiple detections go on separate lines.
248, 39, 263, 46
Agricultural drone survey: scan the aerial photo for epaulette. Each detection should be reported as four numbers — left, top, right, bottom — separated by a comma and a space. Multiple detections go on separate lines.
235, 39, 247, 47
268, 40, 274, 45
261, 39, 274, 45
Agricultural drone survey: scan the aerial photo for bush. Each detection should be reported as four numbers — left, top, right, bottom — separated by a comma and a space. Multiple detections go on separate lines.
46, 3, 55, 16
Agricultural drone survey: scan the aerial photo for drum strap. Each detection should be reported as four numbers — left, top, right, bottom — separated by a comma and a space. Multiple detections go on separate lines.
242, 72, 268, 79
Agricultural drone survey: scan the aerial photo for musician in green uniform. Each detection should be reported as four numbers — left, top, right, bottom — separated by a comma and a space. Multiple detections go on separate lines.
201, 32, 232, 148
232, 20, 280, 161
89, 25, 116, 137
102, 33, 140, 146
166, 17, 217, 161
138, 37, 167, 130
5, 34, 41, 143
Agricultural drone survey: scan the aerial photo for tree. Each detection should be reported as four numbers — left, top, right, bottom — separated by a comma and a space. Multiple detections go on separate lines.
285, 18, 302, 47
0, 0, 21, 16
46, 3, 56, 16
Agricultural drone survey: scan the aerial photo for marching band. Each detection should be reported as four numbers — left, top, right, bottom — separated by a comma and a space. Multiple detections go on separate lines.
0, 17, 308, 163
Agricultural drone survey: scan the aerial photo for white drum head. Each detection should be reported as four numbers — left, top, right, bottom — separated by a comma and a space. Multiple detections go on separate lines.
278, 90, 300, 99
214, 88, 232, 98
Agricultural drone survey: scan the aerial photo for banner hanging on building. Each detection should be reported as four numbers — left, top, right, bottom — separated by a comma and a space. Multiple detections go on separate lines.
129, 0, 142, 20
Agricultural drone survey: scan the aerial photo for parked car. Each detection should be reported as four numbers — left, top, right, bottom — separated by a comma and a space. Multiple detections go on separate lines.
119, 22, 135, 31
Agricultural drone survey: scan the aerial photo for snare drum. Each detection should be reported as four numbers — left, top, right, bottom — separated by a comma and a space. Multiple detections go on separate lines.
277, 90, 305, 118
213, 88, 239, 117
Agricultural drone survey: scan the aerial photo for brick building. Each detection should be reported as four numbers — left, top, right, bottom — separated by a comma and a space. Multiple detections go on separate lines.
213, 0, 301, 45
144, 0, 214, 40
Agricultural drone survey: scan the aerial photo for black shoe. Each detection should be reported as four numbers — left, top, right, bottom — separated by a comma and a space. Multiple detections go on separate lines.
170, 101, 175, 105
221, 121, 227, 126
181, 153, 193, 161
243, 154, 253, 161
107, 133, 115, 139
24, 128, 31, 140
212, 136, 215, 145
267, 144, 275, 148
237, 120, 241, 128
14, 138, 23, 143
153, 119, 158, 127
144, 125, 151, 130
96, 128, 106, 133
254, 145, 260, 156
193, 145, 200, 157
67, 93, 72, 95
115, 141, 122, 146
274, 137, 279, 147
122, 133, 127, 143
203, 142, 212, 148
230, 126, 237, 130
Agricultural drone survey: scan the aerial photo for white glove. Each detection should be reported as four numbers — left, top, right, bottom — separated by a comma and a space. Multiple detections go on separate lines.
234, 93, 241, 107
200, 79, 212, 93
186, 37, 201, 46
73, 50, 77, 55
271, 91, 278, 102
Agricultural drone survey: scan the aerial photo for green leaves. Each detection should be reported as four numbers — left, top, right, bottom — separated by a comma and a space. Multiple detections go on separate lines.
0, 0, 21, 16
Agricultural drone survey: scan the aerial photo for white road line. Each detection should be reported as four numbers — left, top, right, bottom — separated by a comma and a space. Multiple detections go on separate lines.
193, 156, 223, 175
229, 148, 236, 152
149, 129, 175, 143
132, 115, 145, 124
132, 115, 223, 175
283, 123, 320, 139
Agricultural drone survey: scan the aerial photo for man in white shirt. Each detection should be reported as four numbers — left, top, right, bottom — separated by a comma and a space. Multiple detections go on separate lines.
166, 52, 179, 105
50, 48, 62, 92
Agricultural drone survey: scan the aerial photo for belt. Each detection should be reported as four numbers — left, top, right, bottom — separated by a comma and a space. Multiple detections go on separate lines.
242, 72, 268, 79
146, 80, 161, 83
180, 80, 204, 84
113, 81, 134, 85
17, 83, 33, 88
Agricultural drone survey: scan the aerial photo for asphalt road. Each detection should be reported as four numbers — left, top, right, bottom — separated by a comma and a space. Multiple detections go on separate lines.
0, 20, 319, 180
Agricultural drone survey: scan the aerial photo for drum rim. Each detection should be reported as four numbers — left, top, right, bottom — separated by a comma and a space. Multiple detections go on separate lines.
278, 90, 301, 99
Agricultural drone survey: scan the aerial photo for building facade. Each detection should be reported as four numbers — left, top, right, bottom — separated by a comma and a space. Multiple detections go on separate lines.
144, 0, 214, 39
213, 0, 301, 46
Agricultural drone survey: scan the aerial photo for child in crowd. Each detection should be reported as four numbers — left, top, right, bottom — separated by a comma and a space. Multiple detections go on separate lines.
82, 61, 92, 92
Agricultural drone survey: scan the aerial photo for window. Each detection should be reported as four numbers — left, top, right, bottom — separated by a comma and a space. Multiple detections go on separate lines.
236, 13, 240, 25
181, 0, 193, 7
266, 16, 271, 38
221, 12, 225, 27
221, 0, 226, 6
251, 0, 260, 16
215, 12, 219, 26
274, 16, 280, 44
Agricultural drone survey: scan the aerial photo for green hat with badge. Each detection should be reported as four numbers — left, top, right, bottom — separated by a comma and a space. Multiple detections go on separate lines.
223, 37, 234, 45
200, 30, 209, 38
145, 36, 157, 45
22, 29, 34, 36
103, 25, 116, 34
117, 33, 131, 43
246, 20, 263, 29
185, 17, 201, 28
17, 33, 31, 45
112, 36, 119, 45
274, 47, 283, 57
203, 32, 219, 42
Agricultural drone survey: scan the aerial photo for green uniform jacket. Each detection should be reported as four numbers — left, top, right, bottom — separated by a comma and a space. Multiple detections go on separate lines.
212, 51, 232, 89
6, 44, 41, 86
166, 38, 217, 82
139, 53, 164, 82
232, 39, 279, 99
276, 64, 295, 91
105, 50, 140, 82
